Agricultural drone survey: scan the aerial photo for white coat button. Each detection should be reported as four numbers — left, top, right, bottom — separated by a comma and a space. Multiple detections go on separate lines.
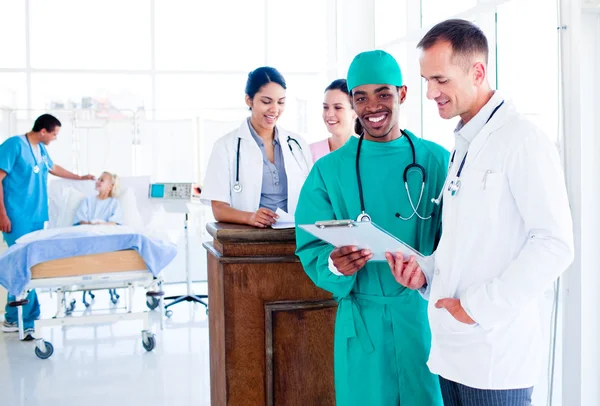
434, 268, 440, 276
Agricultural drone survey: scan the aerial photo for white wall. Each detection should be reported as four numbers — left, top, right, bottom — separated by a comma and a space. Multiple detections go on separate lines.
335, 0, 375, 77
561, 1, 600, 405
577, 9, 600, 406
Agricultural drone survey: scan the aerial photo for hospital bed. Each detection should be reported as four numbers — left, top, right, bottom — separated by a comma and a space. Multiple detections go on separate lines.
0, 176, 177, 359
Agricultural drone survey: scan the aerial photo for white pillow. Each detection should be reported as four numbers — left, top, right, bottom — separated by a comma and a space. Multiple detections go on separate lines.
48, 179, 95, 228
55, 187, 86, 228
117, 188, 144, 229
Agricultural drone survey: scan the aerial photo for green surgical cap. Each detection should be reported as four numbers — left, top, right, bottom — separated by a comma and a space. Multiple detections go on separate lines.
347, 50, 403, 91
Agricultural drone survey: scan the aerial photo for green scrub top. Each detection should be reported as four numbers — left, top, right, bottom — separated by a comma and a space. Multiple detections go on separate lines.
295, 131, 449, 406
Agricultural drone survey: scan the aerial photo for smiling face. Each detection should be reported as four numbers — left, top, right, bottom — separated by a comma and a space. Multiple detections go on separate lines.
95, 172, 114, 195
40, 126, 60, 145
351, 84, 406, 141
322, 89, 356, 138
245, 82, 286, 133
419, 40, 485, 122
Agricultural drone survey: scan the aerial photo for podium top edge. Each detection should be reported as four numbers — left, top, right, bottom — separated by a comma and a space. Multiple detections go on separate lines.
206, 222, 296, 243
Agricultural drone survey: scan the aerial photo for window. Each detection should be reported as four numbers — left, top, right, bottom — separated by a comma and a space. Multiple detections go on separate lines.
496, 0, 559, 142
155, 0, 266, 71
0, 73, 28, 110
0, 0, 26, 68
29, 0, 151, 69
265, 0, 328, 72
277, 73, 327, 141
421, 0, 477, 26
374, 0, 408, 46
154, 73, 248, 119
30, 73, 152, 112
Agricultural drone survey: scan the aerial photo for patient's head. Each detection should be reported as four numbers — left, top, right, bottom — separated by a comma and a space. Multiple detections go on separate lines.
96, 172, 120, 198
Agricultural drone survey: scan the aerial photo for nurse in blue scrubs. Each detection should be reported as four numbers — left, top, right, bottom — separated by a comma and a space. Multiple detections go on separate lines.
0, 114, 94, 339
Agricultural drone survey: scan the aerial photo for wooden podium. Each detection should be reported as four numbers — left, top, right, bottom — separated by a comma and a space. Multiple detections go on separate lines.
204, 223, 337, 406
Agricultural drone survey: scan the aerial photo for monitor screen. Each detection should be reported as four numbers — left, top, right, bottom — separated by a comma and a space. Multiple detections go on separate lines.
150, 184, 165, 198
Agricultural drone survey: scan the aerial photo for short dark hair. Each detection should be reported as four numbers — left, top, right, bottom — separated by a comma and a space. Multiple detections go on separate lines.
32, 114, 61, 133
325, 78, 349, 95
245, 66, 287, 99
417, 19, 489, 68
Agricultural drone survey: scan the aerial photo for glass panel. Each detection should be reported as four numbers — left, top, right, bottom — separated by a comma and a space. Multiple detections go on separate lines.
76, 112, 137, 176
0, 0, 26, 68
374, 0, 408, 46
266, 0, 328, 72
29, 0, 151, 69
30, 73, 151, 112
0, 73, 28, 110
497, 2, 560, 405
496, 0, 559, 143
154, 74, 248, 119
277, 73, 327, 142
155, 0, 265, 71
421, 0, 477, 26
138, 118, 198, 182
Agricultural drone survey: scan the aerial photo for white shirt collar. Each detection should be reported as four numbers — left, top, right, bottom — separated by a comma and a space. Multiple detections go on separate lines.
454, 91, 504, 146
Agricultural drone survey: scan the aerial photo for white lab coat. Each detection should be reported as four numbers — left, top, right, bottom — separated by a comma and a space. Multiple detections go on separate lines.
423, 100, 574, 389
200, 120, 313, 215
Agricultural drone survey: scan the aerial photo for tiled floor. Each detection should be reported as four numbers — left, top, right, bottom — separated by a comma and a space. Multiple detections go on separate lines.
0, 285, 211, 406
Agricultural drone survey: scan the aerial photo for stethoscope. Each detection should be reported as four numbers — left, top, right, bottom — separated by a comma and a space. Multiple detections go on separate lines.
356, 129, 432, 223
232, 134, 309, 193
25, 134, 49, 174
431, 99, 505, 206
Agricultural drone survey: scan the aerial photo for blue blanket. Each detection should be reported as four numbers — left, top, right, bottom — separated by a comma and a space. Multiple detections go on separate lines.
0, 232, 177, 296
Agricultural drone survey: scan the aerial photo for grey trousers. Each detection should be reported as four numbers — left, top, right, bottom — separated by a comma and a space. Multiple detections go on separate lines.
439, 376, 533, 406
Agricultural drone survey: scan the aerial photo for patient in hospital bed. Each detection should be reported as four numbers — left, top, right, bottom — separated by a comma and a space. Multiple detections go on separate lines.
74, 172, 123, 226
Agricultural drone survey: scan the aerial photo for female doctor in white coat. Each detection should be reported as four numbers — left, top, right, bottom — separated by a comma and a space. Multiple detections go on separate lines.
201, 67, 313, 228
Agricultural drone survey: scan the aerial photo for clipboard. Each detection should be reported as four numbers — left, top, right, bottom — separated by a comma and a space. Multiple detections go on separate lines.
299, 220, 425, 263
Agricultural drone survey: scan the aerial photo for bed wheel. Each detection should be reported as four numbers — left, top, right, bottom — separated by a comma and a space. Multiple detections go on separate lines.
165, 310, 173, 318
146, 296, 160, 310
35, 340, 54, 359
142, 331, 156, 352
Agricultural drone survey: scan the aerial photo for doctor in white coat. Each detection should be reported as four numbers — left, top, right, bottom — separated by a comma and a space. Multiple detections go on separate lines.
386, 19, 574, 406
201, 66, 312, 228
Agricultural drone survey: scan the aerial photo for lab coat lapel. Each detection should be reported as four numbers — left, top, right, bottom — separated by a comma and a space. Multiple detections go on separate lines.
280, 129, 302, 214
234, 120, 262, 212
464, 101, 510, 168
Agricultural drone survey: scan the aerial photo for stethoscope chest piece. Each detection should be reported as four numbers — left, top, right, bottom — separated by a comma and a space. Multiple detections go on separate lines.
33, 165, 40, 174
448, 179, 461, 196
356, 212, 371, 222
233, 183, 242, 193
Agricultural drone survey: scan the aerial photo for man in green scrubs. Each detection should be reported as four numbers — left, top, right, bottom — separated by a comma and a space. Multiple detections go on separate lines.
295, 50, 449, 405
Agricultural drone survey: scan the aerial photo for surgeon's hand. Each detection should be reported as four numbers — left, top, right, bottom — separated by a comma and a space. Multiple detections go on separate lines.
435, 298, 476, 325
79, 174, 95, 180
330, 246, 373, 276
0, 213, 11, 233
386, 252, 426, 290
247, 208, 278, 228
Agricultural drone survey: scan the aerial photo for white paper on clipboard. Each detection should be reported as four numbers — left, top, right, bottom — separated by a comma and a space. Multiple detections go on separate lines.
299, 220, 425, 263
